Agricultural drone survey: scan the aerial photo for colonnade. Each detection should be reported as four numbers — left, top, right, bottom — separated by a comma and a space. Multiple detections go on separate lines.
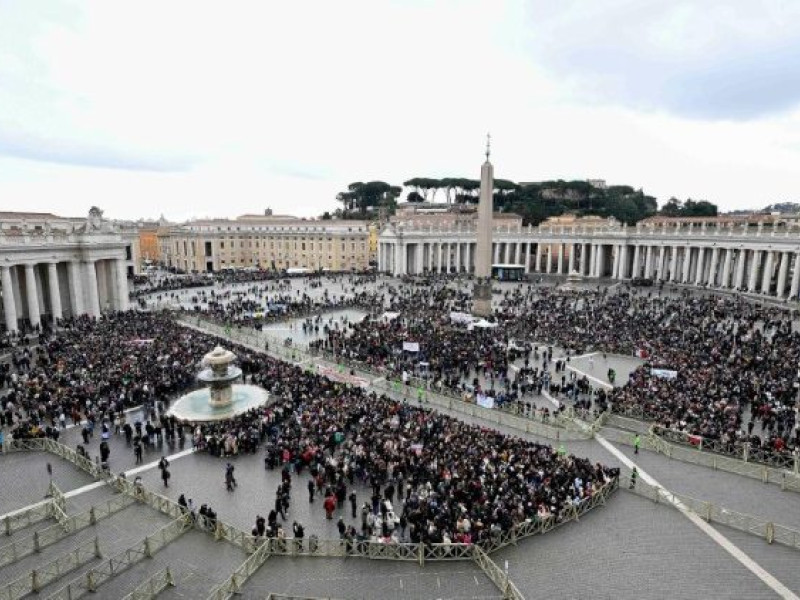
0, 257, 129, 332
378, 237, 800, 301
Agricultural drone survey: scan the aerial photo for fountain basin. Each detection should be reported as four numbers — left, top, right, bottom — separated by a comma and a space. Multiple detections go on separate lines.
167, 384, 269, 422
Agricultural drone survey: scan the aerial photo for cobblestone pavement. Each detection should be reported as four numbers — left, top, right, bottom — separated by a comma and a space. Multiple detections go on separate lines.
109, 529, 248, 599
240, 556, 501, 600
494, 492, 782, 600
0, 503, 172, 584
0, 451, 96, 515
608, 440, 800, 531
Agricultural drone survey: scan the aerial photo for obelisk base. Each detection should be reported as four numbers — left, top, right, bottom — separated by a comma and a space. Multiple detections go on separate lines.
472, 279, 493, 317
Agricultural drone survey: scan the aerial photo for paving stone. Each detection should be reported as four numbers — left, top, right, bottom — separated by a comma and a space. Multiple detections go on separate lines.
0, 452, 96, 515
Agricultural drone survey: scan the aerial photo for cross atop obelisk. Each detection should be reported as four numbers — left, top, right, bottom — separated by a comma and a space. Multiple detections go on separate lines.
485, 132, 491, 161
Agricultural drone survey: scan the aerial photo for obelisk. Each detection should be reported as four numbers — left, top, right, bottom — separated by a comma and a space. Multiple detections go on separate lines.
473, 135, 494, 317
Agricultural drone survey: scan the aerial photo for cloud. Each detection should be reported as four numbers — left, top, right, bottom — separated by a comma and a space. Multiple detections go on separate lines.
525, 0, 800, 120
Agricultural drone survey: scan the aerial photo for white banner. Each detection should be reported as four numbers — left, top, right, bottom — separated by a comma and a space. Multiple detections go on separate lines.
402, 342, 420, 352
450, 312, 475, 325
651, 368, 678, 379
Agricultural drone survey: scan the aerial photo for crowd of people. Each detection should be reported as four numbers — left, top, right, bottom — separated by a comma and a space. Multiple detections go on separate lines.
311, 279, 800, 461
5, 269, 800, 547
0, 305, 618, 545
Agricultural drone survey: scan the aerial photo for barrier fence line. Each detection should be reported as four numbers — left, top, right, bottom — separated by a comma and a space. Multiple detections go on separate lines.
3, 500, 56, 537
0, 493, 135, 569
621, 468, 800, 551
472, 544, 525, 600
119, 567, 175, 600
601, 424, 800, 494
0, 537, 100, 600
46, 515, 192, 600
206, 536, 272, 600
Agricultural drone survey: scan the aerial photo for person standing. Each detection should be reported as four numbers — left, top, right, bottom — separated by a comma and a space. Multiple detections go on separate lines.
134, 440, 143, 465
633, 434, 641, 455
629, 467, 638, 490
308, 478, 315, 503
348, 491, 357, 519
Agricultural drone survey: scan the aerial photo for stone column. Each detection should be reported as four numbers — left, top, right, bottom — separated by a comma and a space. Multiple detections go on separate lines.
654, 246, 663, 281
437, 243, 443, 273
68, 261, 84, 315
557, 244, 564, 274
619, 245, 628, 279
789, 252, 800, 300
1, 265, 17, 332
632, 245, 641, 279
669, 246, 678, 282
494, 243, 501, 265
591, 245, 599, 277
681, 247, 692, 283
719, 249, 731, 288
47, 262, 63, 322
466, 243, 472, 273
643, 246, 652, 279
85, 260, 101, 317
776, 252, 790, 298
455, 242, 462, 273
761, 251, 774, 294
24, 264, 41, 328
734, 249, 747, 290
534, 244, 542, 272
694, 248, 705, 284
748, 250, 761, 292
568, 243, 576, 274
708, 248, 719, 287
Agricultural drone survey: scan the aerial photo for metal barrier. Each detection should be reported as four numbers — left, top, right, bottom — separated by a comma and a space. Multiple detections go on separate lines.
0, 537, 100, 600
206, 535, 272, 600
651, 425, 799, 473
601, 425, 800, 494
47, 516, 192, 600
377, 379, 590, 441
622, 469, 800, 551
3, 501, 56, 537
472, 544, 524, 600
0, 493, 135, 569
120, 568, 175, 600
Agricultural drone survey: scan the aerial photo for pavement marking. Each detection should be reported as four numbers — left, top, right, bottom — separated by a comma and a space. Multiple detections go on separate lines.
596, 434, 800, 600
124, 446, 196, 476
0, 480, 108, 521
540, 389, 562, 409
566, 365, 614, 390
473, 575, 480, 586
64, 480, 107, 498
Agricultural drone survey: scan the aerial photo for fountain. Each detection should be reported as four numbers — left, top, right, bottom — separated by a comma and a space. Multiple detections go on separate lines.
167, 346, 269, 422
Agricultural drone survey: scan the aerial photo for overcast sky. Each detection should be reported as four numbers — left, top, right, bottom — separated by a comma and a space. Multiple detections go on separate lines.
2, 0, 799, 221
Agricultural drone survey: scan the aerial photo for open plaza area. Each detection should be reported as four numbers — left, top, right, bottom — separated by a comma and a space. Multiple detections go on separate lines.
2, 271, 800, 600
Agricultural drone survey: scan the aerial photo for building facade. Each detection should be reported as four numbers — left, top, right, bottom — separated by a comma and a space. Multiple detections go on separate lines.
158, 215, 373, 273
378, 215, 800, 301
0, 210, 137, 332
